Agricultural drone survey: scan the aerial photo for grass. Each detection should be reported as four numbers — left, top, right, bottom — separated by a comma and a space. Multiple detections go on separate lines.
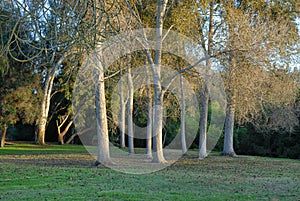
0, 143, 299, 200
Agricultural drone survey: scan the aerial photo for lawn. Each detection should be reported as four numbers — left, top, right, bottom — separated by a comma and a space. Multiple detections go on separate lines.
0, 143, 299, 200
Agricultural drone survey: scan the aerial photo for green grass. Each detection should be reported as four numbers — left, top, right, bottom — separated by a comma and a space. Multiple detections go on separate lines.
0, 143, 88, 155
0, 143, 299, 200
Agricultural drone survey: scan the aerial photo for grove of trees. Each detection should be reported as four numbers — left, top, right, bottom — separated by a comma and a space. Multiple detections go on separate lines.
0, 0, 299, 163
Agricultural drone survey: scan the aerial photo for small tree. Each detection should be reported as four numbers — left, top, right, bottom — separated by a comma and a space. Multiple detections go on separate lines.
0, 78, 40, 147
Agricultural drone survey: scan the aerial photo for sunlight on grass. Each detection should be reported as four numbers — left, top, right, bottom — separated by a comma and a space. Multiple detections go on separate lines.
0, 144, 299, 200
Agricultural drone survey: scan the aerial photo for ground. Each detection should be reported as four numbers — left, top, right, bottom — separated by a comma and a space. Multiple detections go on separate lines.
0, 143, 299, 200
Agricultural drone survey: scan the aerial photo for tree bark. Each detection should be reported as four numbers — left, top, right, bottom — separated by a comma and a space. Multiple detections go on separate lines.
198, 1, 214, 159
119, 71, 126, 148
146, 65, 152, 158
199, 82, 209, 159
66, 134, 77, 144
127, 57, 135, 155
94, 65, 111, 165
222, 100, 237, 156
57, 116, 73, 145
0, 125, 7, 148
180, 74, 187, 155
37, 55, 65, 145
151, 0, 168, 163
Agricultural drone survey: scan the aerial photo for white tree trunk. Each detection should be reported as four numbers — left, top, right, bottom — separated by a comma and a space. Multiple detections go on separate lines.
198, 2, 214, 159
127, 62, 135, 155
146, 65, 152, 158
198, 58, 212, 159
151, 0, 168, 163
152, 101, 165, 163
37, 55, 65, 145
199, 88, 209, 159
119, 72, 126, 148
222, 101, 237, 156
94, 67, 111, 165
180, 74, 187, 155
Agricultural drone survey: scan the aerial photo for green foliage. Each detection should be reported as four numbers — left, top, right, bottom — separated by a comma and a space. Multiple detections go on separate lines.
236, 123, 300, 159
214, 122, 300, 159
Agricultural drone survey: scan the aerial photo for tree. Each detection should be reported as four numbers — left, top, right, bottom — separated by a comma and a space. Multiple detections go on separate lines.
124, 0, 170, 162
220, 0, 299, 156
148, 0, 169, 163
193, 1, 215, 159
0, 3, 40, 147
1, 0, 111, 145
56, 114, 73, 145
0, 76, 40, 147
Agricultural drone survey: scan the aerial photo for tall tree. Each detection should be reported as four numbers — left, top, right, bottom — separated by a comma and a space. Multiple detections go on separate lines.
1, 0, 113, 145
194, 1, 215, 159
220, 0, 299, 156
149, 0, 169, 163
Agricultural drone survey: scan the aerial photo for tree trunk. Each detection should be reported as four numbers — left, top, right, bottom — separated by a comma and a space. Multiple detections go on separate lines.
222, 50, 237, 157
37, 55, 65, 145
180, 74, 187, 155
198, 2, 214, 159
152, 100, 166, 163
146, 65, 152, 158
151, 0, 168, 163
198, 95, 208, 158
119, 72, 126, 148
198, 58, 212, 159
199, 84, 209, 159
66, 134, 77, 144
0, 125, 7, 148
57, 118, 73, 145
222, 101, 237, 156
127, 62, 135, 155
58, 134, 64, 145
94, 66, 111, 165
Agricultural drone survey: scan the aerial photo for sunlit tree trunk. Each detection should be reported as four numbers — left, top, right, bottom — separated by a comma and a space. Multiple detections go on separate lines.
119, 71, 126, 148
37, 73, 55, 145
151, 0, 168, 163
37, 55, 65, 145
180, 74, 187, 154
146, 65, 152, 158
0, 125, 7, 148
223, 100, 237, 156
127, 58, 135, 155
56, 115, 73, 145
94, 65, 111, 165
222, 55, 237, 157
199, 86, 209, 158
198, 2, 214, 159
